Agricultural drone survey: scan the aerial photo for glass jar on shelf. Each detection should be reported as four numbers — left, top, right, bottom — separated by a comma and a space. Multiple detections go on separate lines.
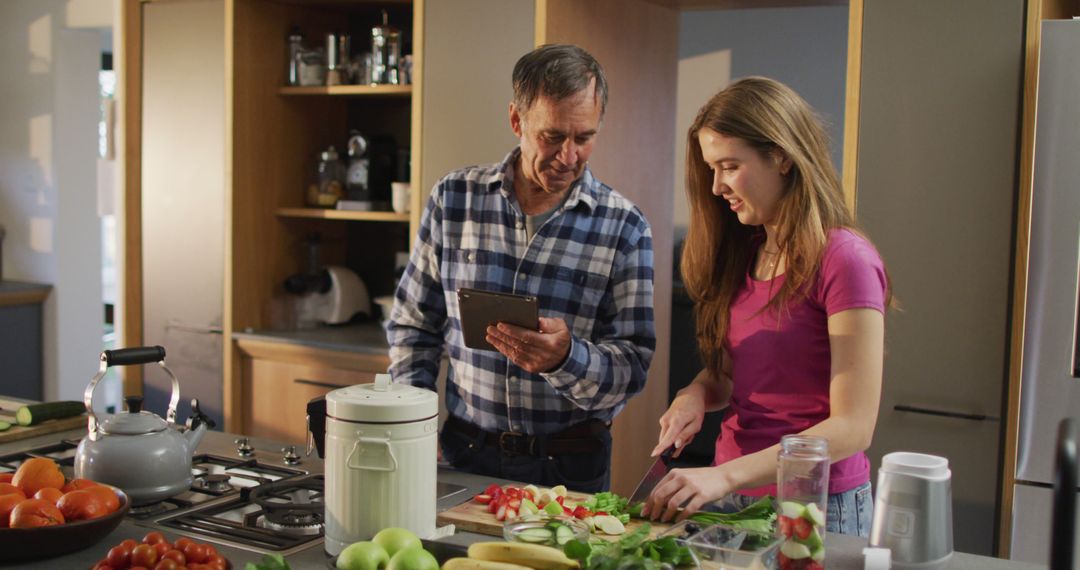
776, 434, 829, 568
306, 146, 345, 208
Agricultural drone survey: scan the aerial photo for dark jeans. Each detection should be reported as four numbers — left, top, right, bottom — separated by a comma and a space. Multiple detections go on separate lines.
440, 420, 613, 493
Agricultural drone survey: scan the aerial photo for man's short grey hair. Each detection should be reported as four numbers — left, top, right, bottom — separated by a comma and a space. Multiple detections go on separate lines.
512, 44, 608, 118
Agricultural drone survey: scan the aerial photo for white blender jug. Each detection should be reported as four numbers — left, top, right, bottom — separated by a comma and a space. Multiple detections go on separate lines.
308, 374, 438, 556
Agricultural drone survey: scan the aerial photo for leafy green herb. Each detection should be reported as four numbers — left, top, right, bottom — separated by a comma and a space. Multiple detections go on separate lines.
244, 553, 290, 570
563, 523, 695, 569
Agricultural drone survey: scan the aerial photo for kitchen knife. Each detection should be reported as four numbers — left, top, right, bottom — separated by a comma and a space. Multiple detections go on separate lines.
628, 446, 676, 504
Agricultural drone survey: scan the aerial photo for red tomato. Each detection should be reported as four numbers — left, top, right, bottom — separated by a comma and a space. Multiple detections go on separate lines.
106, 544, 132, 568
778, 515, 794, 538
161, 549, 186, 566
152, 559, 181, 570
203, 544, 220, 559
182, 542, 208, 564
473, 493, 492, 504
152, 541, 172, 559
121, 539, 139, 551
173, 537, 193, 552
142, 531, 166, 545
483, 483, 501, 496
92, 560, 113, 570
130, 543, 158, 568
205, 556, 228, 570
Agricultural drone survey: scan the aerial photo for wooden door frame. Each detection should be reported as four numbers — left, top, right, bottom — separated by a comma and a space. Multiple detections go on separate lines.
119, 0, 144, 396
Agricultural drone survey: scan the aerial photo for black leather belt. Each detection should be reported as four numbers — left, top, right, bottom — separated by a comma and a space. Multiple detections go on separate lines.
445, 415, 609, 456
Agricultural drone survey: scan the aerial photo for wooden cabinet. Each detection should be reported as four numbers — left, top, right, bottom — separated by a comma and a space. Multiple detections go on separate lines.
237, 338, 390, 444
222, 0, 425, 432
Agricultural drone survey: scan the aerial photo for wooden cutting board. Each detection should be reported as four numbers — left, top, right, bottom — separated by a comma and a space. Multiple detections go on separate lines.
0, 398, 87, 444
436, 489, 676, 540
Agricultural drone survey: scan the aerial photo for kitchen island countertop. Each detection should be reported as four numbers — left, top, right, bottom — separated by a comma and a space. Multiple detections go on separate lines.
0, 429, 1045, 570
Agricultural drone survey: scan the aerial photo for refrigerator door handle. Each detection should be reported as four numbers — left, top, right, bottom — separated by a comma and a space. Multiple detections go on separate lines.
1052, 418, 1077, 570
894, 404, 1000, 422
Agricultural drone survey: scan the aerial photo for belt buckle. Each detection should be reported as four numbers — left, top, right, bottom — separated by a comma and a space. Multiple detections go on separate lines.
498, 431, 527, 456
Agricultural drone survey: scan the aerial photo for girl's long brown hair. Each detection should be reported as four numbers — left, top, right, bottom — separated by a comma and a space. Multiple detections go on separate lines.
681, 77, 892, 381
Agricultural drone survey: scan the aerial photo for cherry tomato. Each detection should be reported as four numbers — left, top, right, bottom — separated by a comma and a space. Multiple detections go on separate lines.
106, 544, 132, 568
161, 549, 186, 566
142, 531, 166, 545
130, 543, 158, 568
120, 539, 140, 552
173, 537, 193, 552
92, 560, 113, 570
152, 560, 181, 570
182, 542, 207, 564
205, 556, 228, 570
152, 541, 172, 559
203, 544, 220, 559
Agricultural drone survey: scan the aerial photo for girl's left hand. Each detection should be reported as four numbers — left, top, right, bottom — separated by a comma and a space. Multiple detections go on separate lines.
640, 465, 729, 522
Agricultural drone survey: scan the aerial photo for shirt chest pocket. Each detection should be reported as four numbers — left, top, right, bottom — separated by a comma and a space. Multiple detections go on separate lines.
555, 267, 609, 324
445, 249, 509, 292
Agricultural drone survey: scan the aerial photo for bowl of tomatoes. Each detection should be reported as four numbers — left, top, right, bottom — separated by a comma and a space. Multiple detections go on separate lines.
0, 482, 130, 562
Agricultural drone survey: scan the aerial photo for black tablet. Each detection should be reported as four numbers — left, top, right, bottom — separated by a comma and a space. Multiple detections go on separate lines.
457, 288, 539, 351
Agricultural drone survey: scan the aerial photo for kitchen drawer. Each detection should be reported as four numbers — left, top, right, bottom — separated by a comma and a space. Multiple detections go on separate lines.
237, 339, 389, 445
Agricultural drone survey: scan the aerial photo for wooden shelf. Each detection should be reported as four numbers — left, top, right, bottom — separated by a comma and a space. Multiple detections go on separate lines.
276, 207, 410, 222
278, 85, 412, 97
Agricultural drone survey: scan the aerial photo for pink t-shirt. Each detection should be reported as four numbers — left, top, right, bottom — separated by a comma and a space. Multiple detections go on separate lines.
712, 228, 887, 496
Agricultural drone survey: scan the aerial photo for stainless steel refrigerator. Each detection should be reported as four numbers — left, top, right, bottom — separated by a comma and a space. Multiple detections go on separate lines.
1011, 19, 1080, 565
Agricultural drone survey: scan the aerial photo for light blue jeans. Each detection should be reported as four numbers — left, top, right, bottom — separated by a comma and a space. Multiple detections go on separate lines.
713, 481, 874, 537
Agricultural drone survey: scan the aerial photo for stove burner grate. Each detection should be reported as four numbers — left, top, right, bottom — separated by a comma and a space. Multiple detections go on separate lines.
156, 474, 325, 552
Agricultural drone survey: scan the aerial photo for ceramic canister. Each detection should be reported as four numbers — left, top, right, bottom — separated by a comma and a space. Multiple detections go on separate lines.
323, 374, 438, 556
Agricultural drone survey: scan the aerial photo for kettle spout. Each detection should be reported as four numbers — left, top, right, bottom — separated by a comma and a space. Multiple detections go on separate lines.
184, 398, 215, 453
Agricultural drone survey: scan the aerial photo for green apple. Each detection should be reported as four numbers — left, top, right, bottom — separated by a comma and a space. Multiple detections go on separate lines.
337, 541, 390, 570
386, 547, 439, 570
372, 527, 423, 559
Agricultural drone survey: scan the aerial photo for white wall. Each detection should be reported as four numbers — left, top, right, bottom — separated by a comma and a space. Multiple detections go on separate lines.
420, 0, 534, 197
673, 6, 849, 238
0, 0, 111, 403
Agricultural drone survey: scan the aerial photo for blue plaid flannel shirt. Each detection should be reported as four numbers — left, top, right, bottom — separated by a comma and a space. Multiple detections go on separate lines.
387, 148, 655, 436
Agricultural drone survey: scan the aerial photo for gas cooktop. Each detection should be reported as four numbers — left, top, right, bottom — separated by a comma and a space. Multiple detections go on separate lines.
0, 437, 326, 556
0, 434, 469, 557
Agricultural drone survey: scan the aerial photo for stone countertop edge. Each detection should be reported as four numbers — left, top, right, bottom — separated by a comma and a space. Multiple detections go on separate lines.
232, 321, 389, 355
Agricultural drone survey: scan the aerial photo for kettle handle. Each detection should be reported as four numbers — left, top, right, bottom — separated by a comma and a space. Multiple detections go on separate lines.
84, 346, 180, 438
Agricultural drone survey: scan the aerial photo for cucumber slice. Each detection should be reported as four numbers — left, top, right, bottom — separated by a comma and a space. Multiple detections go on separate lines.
811, 545, 826, 562
516, 527, 554, 543
0, 421, 10, 432
800, 527, 824, 551
551, 484, 568, 498
805, 503, 826, 527
779, 501, 807, 519
544, 501, 564, 516
555, 524, 576, 545
780, 541, 812, 560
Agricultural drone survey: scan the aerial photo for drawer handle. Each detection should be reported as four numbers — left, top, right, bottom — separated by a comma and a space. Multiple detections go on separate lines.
894, 404, 1000, 422
294, 378, 343, 389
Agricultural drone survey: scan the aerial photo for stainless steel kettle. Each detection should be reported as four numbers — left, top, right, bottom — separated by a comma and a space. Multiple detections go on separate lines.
74, 346, 214, 505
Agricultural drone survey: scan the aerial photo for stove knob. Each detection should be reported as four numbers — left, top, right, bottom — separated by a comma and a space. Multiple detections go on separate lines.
235, 437, 254, 457
282, 445, 301, 465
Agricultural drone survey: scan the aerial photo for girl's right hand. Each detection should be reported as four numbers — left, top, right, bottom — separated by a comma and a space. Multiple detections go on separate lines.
651, 391, 706, 458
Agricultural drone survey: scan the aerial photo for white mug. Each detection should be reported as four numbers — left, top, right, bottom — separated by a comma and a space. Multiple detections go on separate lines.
391, 182, 411, 214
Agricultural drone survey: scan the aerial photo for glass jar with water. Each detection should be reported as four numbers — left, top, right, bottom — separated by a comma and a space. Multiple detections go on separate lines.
776, 434, 828, 568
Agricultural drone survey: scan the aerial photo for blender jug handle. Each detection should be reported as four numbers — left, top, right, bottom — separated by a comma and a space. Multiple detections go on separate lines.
346, 437, 398, 472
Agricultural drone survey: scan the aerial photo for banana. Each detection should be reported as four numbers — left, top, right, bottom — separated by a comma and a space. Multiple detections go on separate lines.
441, 557, 534, 570
467, 542, 578, 570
